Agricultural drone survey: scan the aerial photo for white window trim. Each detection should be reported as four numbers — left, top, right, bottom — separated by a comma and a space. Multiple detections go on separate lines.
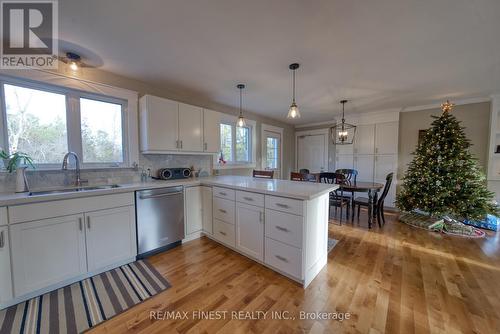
0, 69, 139, 169
214, 114, 256, 170
261, 123, 283, 179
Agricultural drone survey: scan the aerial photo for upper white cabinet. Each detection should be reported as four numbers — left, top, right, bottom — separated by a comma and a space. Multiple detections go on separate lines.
139, 95, 222, 154
85, 206, 136, 272
10, 214, 88, 297
235, 202, 264, 261
178, 103, 203, 152
185, 186, 203, 235
354, 155, 375, 181
203, 109, 221, 153
201, 186, 213, 235
140, 95, 179, 152
375, 122, 398, 155
354, 124, 375, 155
0, 222, 13, 306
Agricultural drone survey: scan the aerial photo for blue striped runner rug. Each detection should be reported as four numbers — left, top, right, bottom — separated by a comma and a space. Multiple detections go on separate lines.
0, 260, 170, 334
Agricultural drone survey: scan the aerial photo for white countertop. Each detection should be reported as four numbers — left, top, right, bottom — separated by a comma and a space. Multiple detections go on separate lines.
0, 176, 337, 206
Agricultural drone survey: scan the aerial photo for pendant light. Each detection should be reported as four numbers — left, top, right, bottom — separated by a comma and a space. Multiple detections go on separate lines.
236, 84, 246, 127
287, 63, 301, 119
331, 100, 356, 145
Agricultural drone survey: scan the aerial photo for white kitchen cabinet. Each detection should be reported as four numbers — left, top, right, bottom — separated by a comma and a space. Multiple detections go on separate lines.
354, 124, 375, 155
203, 109, 221, 152
139, 95, 179, 152
201, 186, 213, 235
336, 143, 354, 155
179, 103, 203, 152
235, 202, 264, 261
185, 186, 203, 235
374, 155, 397, 180
10, 214, 87, 297
375, 122, 398, 155
85, 206, 136, 272
354, 155, 375, 181
0, 225, 13, 306
0, 207, 7, 226
335, 155, 354, 170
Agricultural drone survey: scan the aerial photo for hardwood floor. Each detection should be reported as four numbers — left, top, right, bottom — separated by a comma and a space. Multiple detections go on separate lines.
90, 210, 500, 334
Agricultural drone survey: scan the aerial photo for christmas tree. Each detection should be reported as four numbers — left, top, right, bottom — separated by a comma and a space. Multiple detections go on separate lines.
397, 101, 497, 220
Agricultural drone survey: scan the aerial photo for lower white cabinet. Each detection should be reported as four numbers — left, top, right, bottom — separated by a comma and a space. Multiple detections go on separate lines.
201, 186, 213, 234
235, 202, 264, 261
185, 186, 203, 235
213, 219, 235, 247
10, 214, 87, 297
85, 206, 136, 272
265, 237, 302, 279
0, 225, 13, 305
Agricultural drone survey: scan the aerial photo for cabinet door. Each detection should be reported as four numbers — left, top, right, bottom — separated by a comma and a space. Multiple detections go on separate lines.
85, 206, 136, 272
374, 155, 397, 180
185, 186, 203, 235
10, 214, 87, 297
375, 122, 398, 155
335, 144, 353, 155
236, 202, 264, 261
201, 186, 213, 235
179, 103, 203, 152
140, 95, 179, 152
354, 155, 375, 181
336, 155, 354, 170
0, 226, 13, 305
203, 109, 221, 152
354, 124, 375, 154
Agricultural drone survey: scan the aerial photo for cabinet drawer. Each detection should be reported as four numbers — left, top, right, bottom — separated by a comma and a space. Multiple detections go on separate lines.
213, 219, 235, 247
265, 209, 303, 248
236, 191, 264, 207
265, 237, 302, 279
213, 197, 235, 224
265, 195, 303, 216
0, 207, 7, 226
213, 187, 235, 200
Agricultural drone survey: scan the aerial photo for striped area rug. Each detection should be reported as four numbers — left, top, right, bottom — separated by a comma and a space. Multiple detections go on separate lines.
0, 260, 170, 334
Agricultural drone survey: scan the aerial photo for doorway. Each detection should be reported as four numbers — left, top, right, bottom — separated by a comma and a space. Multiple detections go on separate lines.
261, 124, 283, 179
296, 130, 328, 173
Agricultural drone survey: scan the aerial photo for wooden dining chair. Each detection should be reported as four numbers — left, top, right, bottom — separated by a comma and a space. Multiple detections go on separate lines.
353, 173, 393, 227
290, 172, 317, 182
334, 169, 358, 183
299, 168, 310, 174
253, 170, 274, 179
319, 172, 350, 223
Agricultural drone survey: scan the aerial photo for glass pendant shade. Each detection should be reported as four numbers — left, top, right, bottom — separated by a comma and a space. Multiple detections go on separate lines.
236, 84, 246, 127
331, 100, 356, 145
237, 115, 246, 127
287, 102, 301, 119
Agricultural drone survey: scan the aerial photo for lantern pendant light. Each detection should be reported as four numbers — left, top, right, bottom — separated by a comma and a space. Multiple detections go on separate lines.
236, 84, 246, 127
331, 100, 356, 145
287, 63, 301, 119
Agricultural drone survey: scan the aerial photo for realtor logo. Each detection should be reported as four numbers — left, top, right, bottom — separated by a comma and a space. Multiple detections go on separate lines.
1, 0, 58, 69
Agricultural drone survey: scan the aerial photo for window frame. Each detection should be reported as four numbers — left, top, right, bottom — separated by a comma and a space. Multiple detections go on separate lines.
0, 76, 129, 169
219, 120, 255, 167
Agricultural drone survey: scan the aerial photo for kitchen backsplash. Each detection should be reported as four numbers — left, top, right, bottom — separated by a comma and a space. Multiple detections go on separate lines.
0, 154, 213, 193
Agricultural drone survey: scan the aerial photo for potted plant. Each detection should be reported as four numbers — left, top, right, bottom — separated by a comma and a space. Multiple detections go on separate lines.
1, 150, 35, 192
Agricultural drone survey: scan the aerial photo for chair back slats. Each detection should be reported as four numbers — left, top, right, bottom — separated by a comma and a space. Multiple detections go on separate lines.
335, 169, 358, 183
318, 172, 337, 184
291, 172, 317, 182
253, 170, 274, 179
299, 168, 310, 174
377, 172, 394, 206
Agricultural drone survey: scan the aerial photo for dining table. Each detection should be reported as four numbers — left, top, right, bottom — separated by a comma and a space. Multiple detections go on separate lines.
338, 181, 384, 228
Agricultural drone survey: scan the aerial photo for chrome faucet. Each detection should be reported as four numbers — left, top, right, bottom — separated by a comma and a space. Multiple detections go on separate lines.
62, 152, 85, 187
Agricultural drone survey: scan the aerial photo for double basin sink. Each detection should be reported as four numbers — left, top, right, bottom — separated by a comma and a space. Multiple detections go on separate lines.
28, 184, 121, 196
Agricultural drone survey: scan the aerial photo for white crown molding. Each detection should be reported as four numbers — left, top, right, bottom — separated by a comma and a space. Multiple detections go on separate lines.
401, 96, 491, 113
295, 108, 401, 128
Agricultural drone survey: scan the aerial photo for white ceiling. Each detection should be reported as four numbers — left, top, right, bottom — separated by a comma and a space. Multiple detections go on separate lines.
59, 0, 500, 125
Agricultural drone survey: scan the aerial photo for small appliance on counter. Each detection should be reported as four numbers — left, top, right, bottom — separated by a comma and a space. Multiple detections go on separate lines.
156, 167, 191, 180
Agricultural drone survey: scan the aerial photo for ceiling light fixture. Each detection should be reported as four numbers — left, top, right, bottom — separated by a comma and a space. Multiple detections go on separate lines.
61, 52, 82, 72
287, 63, 301, 119
236, 84, 246, 127
331, 100, 356, 145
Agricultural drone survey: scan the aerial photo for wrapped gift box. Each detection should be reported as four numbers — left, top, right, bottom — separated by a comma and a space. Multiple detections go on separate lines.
464, 214, 500, 231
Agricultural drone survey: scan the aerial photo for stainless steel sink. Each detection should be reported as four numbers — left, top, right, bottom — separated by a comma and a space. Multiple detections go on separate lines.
28, 184, 121, 196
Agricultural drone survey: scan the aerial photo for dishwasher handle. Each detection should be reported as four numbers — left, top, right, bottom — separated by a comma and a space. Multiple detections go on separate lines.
139, 192, 183, 200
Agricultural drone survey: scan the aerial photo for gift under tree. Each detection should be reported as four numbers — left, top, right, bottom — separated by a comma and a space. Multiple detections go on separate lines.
397, 101, 497, 220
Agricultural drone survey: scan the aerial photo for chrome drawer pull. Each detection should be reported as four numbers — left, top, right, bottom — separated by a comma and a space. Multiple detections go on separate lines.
276, 203, 289, 208
219, 209, 227, 214
243, 197, 253, 201
275, 226, 289, 232
219, 231, 227, 236
219, 192, 227, 196
275, 255, 288, 263
0, 231, 4, 248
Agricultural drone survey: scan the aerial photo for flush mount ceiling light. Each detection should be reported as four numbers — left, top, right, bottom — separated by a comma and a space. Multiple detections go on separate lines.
331, 100, 356, 145
59, 52, 83, 72
287, 63, 301, 119
236, 84, 246, 127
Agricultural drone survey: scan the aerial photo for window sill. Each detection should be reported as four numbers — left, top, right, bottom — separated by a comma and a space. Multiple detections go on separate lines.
213, 163, 256, 170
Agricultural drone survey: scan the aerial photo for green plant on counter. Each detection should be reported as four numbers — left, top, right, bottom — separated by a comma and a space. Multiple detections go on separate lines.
1, 150, 35, 173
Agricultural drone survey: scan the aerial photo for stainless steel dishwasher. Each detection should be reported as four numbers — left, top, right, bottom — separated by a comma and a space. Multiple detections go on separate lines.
136, 186, 185, 258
